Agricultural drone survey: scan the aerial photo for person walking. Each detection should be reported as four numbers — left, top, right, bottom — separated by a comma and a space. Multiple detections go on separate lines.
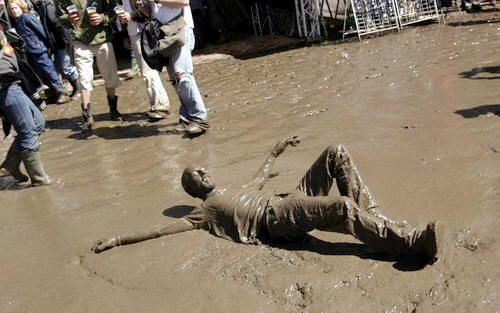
0, 29, 51, 186
147, 0, 209, 135
116, 0, 171, 120
55, 0, 121, 131
31, 0, 79, 99
7, 0, 69, 103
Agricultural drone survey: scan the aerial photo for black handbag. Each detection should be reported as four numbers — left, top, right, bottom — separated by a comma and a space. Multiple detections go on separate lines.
140, 12, 186, 72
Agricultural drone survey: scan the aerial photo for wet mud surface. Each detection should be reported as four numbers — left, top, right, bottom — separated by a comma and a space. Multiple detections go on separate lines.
1, 13, 499, 313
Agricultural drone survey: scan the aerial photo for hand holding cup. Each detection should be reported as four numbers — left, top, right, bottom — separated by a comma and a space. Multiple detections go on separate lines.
66, 4, 80, 25
114, 5, 130, 24
87, 7, 102, 26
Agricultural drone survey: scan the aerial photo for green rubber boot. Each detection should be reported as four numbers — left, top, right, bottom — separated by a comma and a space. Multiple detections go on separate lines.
21, 150, 51, 186
0, 143, 29, 182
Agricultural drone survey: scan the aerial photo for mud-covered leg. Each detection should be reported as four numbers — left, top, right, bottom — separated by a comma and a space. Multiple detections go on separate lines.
297, 145, 405, 226
337, 197, 438, 262
296, 144, 376, 208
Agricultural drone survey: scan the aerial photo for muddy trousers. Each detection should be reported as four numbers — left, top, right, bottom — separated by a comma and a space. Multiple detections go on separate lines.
265, 145, 423, 257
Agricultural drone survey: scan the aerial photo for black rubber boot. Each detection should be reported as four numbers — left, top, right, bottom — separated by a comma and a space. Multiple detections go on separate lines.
107, 95, 122, 121
81, 103, 94, 132
21, 150, 51, 186
0, 143, 29, 182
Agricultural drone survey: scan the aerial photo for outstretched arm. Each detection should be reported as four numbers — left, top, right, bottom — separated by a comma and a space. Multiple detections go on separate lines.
92, 219, 195, 253
244, 136, 300, 190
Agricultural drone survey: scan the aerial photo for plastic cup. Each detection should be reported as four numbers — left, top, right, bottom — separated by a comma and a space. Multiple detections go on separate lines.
86, 6, 97, 15
114, 5, 124, 15
66, 4, 77, 13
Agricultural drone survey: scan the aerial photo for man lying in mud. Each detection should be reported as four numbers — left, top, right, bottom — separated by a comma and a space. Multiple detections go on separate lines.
93, 137, 441, 264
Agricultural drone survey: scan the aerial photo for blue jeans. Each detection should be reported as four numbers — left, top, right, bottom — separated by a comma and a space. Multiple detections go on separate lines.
0, 82, 45, 151
55, 48, 78, 81
168, 26, 208, 123
32, 51, 66, 92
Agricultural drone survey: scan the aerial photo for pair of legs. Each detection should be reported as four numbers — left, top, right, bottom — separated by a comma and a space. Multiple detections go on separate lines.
73, 41, 121, 130
130, 34, 170, 114
30, 51, 67, 95
265, 145, 438, 261
0, 82, 50, 186
167, 26, 209, 133
54, 47, 79, 97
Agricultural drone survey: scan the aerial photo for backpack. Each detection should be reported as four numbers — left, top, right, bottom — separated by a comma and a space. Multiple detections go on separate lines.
140, 19, 166, 72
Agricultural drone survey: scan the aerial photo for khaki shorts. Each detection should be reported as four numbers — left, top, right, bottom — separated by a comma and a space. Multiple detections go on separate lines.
73, 41, 120, 91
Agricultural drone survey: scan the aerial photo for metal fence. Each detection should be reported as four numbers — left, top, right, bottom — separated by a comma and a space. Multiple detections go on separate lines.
350, 0, 400, 38
395, 0, 440, 26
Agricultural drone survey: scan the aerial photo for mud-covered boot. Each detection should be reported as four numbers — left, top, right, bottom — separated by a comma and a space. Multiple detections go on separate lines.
21, 150, 51, 186
107, 95, 122, 121
0, 144, 29, 182
411, 221, 441, 264
81, 103, 94, 132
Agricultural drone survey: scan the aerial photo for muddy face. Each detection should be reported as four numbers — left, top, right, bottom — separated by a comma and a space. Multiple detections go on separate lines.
181, 166, 215, 199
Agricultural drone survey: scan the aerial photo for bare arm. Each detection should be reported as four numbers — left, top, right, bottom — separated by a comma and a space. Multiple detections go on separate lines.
147, 0, 188, 7
92, 219, 195, 253
244, 136, 300, 190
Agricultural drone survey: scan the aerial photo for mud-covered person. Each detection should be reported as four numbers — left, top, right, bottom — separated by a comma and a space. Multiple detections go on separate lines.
146, 0, 209, 136
115, 0, 172, 120
55, 0, 122, 131
93, 137, 441, 265
0, 29, 51, 187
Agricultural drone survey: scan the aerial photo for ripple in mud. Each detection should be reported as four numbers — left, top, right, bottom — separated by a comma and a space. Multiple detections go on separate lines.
179, 240, 317, 288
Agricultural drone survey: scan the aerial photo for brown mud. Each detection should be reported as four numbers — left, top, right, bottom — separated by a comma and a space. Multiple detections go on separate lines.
1, 13, 499, 313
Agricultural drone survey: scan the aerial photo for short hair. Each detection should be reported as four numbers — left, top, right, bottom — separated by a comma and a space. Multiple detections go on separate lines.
8, 0, 29, 15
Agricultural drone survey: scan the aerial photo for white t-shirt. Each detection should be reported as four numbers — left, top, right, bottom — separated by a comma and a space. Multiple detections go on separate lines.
151, 4, 194, 28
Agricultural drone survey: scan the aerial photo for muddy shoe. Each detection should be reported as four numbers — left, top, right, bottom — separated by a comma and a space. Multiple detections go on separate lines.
56, 93, 70, 105
185, 122, 206, 135
146, 109, 169, 120
0, 144, 29, 183
173, 120, 189, 133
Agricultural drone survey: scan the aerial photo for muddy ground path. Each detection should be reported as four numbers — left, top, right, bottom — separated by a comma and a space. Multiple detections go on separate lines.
1, 13, 499, 313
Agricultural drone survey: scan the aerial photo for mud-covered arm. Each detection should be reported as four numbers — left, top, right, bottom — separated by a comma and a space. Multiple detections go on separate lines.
92, 219, 195, 253
244, 136, 300, 190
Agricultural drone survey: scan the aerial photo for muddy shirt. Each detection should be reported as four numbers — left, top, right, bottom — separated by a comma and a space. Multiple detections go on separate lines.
184, 187, 276, 244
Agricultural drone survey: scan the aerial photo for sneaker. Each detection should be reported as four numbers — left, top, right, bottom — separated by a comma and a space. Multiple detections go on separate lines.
173, 120, 189, 133
146, 109, 169, 120
56, 93, 70, 105
185, 122, 206, 135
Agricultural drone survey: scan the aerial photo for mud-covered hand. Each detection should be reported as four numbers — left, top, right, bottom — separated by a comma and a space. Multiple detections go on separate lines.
271, 136, 300, 157
92, 237, 119, 253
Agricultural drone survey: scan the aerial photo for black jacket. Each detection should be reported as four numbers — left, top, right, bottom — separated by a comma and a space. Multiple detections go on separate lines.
35, 0, 71, 50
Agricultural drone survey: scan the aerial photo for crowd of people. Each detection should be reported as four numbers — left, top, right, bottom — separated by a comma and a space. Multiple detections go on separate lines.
1, 0, 210, 187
